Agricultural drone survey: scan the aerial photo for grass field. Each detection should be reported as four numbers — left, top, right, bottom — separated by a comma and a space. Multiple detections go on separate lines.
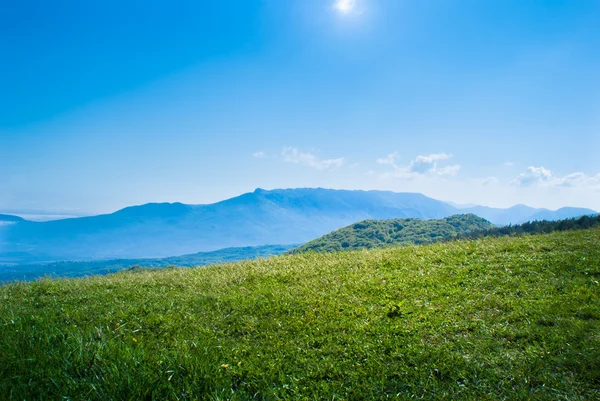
1, 228, 599, 400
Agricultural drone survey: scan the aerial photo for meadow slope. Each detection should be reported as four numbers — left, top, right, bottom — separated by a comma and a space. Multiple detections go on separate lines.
1, 229, 599, 400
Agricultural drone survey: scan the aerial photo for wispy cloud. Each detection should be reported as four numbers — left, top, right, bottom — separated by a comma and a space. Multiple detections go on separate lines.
379, 152, 460, 179
558, 172, 587, 187
435, 164, 461, 176
252, 151, 267, 158
481, 176, 499, 186
376, 151, 400, 166
511, 166, 552, 186
281, 147, 344, 170
409, 153, 454, 175
558, 172, 600, 189
512, 166, 600, 189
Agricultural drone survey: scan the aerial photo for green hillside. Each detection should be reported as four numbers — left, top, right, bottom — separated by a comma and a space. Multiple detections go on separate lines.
292, 213, 494, 254
1, 228, 599, 399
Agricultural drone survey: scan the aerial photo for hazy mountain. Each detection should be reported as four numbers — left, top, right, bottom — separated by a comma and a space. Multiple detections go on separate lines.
0, 188, 595, 263
526, 207, 598, 223
461, 205, 596, 226
292, 214, 494, 254
0, 188, 456, 261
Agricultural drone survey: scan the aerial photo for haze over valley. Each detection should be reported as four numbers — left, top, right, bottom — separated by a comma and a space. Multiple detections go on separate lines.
1, 188, 595, 263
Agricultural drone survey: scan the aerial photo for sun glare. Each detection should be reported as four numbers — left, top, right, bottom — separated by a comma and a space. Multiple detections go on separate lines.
334, 0, 355, 14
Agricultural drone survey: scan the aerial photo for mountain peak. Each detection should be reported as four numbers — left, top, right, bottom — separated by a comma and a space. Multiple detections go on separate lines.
112, 202, 192, 219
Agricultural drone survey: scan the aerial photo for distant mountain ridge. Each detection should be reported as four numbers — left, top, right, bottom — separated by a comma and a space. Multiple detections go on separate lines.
461, 205, 597, 226
0, 188, 595, 262
0, 188, 458, 261
292, 214, 494, 254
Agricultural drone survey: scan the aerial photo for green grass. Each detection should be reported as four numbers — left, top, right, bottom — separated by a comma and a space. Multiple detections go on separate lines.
1, 228, 599, 400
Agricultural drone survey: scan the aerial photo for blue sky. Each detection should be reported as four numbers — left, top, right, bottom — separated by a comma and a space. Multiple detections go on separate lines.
2, 0, 600, 217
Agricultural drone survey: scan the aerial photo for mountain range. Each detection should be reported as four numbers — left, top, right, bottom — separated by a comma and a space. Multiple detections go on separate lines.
459, 205, 597, 226
0, 188, 596, 263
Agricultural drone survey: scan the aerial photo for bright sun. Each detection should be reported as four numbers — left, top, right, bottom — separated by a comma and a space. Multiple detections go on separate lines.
334, 0, 355, 14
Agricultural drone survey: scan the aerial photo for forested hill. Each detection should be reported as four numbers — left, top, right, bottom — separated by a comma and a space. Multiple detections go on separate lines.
292, 214, 493, 254
452, 213, 600, 241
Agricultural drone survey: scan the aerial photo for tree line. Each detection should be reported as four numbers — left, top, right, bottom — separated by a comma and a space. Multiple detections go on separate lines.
450, 213, 600, 242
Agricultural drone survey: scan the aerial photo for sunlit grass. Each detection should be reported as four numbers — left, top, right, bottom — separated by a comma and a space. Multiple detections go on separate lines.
1, 228, 599, 399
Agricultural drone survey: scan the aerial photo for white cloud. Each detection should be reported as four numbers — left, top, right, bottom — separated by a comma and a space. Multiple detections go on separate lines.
376, 151, 400, 166
409, 153, 452, 174
512, 167, 600, 190
558, 172, 587, 187
252, 151, 266, 158
436, 165, 461, 176
414, 153, 451, 163
281, 147, 344, 170
504, 161, 515, 167
378, 152, 459, 179
558, 172, 600, 190
511, 166, 553, 187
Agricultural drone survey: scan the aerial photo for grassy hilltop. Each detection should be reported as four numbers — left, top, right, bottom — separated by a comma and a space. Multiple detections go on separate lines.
1, 228, 599, 399
291, 214, 494, 254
